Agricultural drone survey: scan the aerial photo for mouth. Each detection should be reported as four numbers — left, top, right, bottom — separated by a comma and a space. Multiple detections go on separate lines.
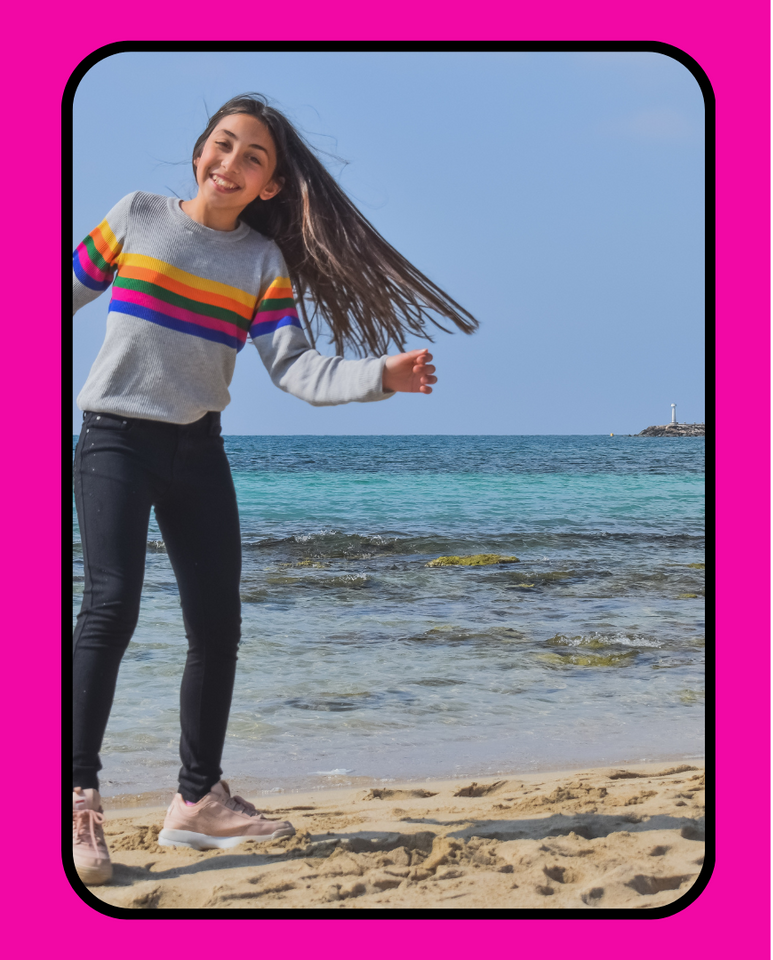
209, 173, 240, 193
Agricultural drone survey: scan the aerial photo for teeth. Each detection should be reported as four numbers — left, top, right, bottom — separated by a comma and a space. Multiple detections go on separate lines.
212, 175, 237, 189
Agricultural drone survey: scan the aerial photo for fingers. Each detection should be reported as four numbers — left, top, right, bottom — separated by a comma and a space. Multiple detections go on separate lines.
409, 349, 436, 394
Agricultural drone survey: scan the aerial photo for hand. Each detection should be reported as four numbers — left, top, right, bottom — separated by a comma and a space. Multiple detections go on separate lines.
382, 348, 437, 394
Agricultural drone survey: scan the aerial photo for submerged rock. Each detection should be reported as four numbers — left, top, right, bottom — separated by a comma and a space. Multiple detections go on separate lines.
538, 651, 637, 668
426, 554, 520, 567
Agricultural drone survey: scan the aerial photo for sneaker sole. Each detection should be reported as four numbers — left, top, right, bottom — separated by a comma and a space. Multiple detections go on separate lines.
74, 860, 113, 885
157, 827, 295, 850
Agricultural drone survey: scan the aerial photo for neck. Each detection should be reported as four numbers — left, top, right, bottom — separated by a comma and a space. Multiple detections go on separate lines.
180, 196, 240, 232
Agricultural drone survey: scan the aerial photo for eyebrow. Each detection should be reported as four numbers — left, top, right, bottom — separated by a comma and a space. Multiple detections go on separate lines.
219, 128, 269, 154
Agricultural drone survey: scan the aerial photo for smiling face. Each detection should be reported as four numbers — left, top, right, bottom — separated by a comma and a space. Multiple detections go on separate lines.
190, 113, 283, 228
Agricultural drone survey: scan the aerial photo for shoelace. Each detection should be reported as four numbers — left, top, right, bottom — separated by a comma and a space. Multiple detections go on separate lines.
73, 808, 107, 851
223, 793, 264, 818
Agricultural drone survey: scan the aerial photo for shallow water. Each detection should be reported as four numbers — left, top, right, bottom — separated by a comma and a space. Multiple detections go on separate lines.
72, 435, 705, 795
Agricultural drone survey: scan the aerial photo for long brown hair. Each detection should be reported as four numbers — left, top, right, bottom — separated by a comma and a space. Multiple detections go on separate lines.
192, 94, 479, 356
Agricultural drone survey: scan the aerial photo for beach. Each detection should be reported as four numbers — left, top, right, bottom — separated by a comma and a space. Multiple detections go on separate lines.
74, 436, 706, 910
89, 761, 705, 910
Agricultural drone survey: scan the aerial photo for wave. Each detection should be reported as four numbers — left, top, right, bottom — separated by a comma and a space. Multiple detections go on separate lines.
266, 689, 419, 713
546, 632, 663, 649
241, 529, 704, 557
73, 528, 705, 563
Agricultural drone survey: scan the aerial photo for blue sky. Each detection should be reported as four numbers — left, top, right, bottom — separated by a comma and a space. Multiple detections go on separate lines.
72, 50, 705, 435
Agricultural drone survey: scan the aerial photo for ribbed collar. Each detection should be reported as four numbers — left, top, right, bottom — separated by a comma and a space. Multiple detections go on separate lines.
167, 196, 251, 243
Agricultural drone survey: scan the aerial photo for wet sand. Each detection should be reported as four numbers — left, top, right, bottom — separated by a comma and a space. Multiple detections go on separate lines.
88, 761, 706, 911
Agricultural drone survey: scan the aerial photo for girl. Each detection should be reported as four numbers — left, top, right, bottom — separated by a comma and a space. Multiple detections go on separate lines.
72, 93, 478, 885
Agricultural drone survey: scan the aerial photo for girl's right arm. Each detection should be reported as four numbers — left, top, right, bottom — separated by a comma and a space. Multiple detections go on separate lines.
72, 193, 136, 315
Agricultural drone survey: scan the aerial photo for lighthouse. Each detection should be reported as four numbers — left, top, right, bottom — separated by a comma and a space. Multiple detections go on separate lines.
671, 403, 677, 424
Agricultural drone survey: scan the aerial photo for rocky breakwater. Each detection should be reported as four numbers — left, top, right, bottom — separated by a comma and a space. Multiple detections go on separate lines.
636, 423, 705, 437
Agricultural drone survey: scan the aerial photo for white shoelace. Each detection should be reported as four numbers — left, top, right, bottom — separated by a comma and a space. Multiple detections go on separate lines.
73, 808, 107, 851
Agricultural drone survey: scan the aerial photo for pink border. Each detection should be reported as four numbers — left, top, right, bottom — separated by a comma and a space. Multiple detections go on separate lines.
6, 0, 767, 949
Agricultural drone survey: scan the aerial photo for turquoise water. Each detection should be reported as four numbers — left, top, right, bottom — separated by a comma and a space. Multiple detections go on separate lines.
72, 436, 705, 796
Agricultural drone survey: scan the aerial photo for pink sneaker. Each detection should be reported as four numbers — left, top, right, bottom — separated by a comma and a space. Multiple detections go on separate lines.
158, 780, 295, 850
73, 787, 113, 885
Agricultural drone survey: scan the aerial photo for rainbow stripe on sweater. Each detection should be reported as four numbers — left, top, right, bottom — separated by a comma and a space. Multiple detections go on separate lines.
73, 219, 123, 292
107, 253, 258, 351
75, 218, 302, 351
249, 277, 302, 338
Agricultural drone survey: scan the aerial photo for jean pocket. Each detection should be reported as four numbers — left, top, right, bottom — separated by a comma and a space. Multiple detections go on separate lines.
84, 412, 133, 431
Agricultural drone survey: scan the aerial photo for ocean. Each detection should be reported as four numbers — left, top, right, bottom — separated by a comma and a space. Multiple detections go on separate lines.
72, 435, 705, 798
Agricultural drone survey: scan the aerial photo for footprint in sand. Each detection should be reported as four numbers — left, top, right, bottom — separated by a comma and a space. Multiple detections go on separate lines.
680, 822, 705, 842
581, 887, 605, 904
365, 788, 438, 800
626, 874, 697, 896
543, 864, 578, 885
606, 765, 698, 780
649, 845, 670, 857
453, 781, 508, 798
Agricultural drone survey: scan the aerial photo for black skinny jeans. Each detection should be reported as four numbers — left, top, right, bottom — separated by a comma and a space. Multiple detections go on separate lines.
72, 410, 242, 802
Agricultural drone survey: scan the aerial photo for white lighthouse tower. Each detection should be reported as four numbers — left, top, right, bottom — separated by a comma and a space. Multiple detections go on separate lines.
671, 403, 677, 424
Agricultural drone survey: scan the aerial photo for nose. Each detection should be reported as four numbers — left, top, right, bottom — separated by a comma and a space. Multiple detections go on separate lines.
221, 155, 243, 176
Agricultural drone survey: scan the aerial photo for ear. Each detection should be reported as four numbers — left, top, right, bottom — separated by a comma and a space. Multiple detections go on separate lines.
259, 177, 283, 201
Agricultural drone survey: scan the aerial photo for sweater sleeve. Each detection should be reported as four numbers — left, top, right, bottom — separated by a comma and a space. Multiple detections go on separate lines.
249, 249, 395, 407
72, 193, 136, 315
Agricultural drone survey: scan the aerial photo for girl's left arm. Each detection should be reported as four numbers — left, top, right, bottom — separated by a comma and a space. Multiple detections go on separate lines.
252, 319, 394, 405
249, 268, 385, 406
250, 257, 437, 406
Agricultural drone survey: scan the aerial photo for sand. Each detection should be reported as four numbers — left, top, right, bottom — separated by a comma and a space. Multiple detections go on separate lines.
88, 761, 706, 911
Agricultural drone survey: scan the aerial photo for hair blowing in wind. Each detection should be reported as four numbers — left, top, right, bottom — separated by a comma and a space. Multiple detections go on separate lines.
192, 94, 479, 357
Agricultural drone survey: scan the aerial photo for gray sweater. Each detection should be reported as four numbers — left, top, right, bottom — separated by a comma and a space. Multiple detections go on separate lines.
73, 192, 393, 423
